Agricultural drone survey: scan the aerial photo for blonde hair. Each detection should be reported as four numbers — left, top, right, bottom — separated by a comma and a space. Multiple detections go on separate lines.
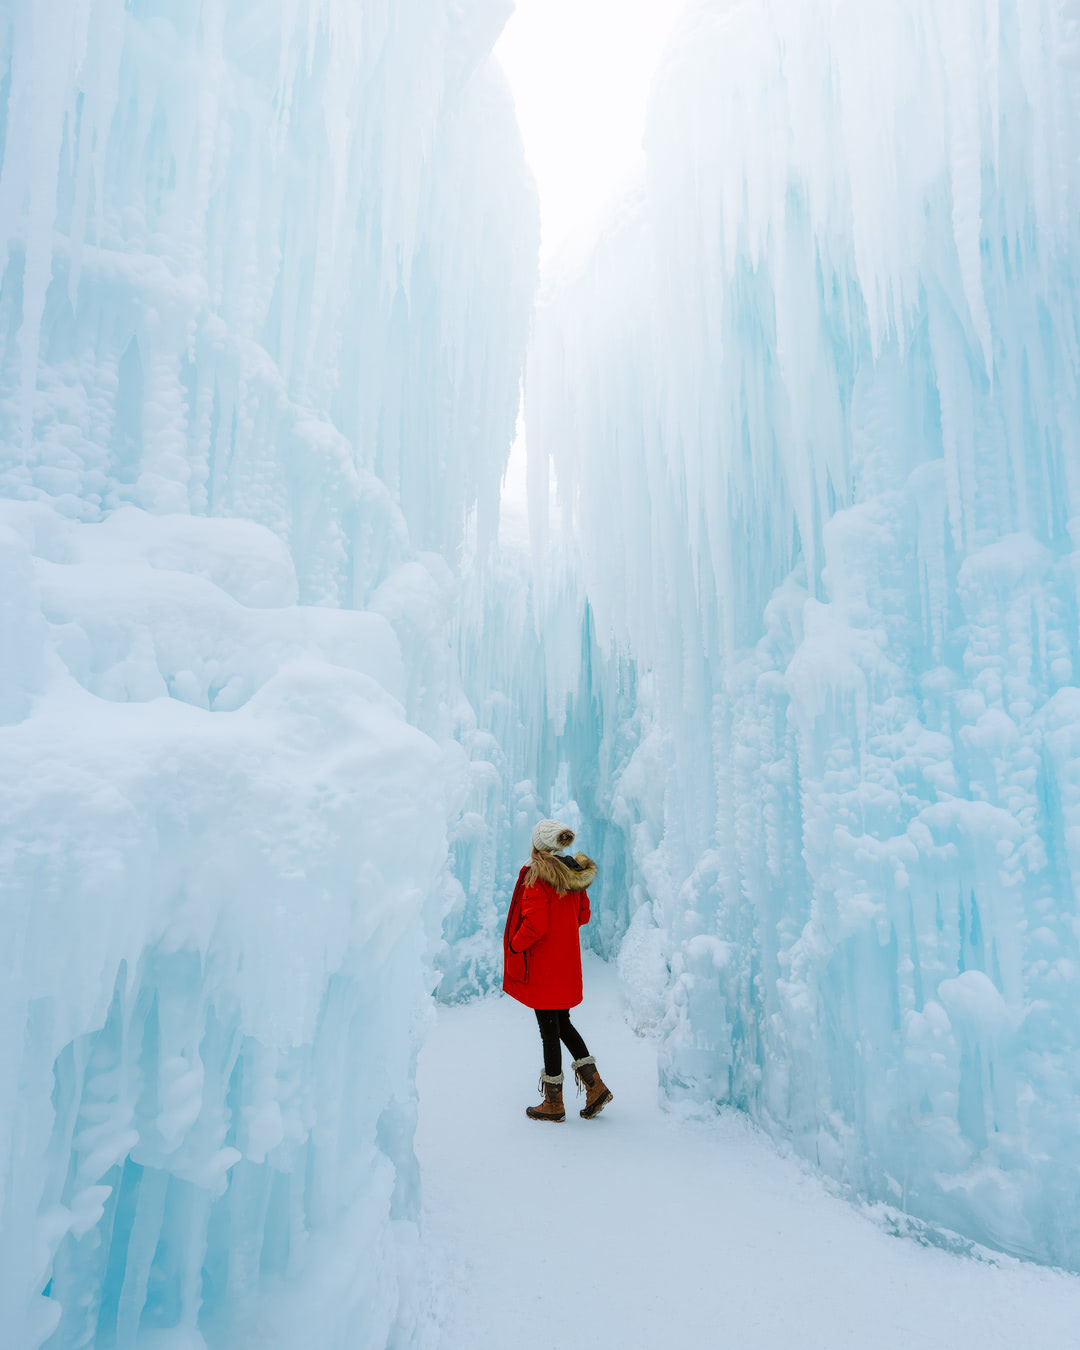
526, 848, 597, 895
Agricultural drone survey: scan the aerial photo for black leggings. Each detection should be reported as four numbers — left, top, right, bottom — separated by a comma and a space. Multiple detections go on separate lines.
535, 1009, 590, 1077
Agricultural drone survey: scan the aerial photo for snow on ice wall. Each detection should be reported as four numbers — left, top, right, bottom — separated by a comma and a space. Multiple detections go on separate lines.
528, 0, 1080, 1267
0, 1, 536, 1346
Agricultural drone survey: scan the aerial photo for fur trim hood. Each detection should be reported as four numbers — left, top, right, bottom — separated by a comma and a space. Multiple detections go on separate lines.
526, 849, 598, 895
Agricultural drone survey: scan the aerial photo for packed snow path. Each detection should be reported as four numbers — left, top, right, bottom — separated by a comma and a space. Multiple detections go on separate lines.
416, 957, 1080, 1349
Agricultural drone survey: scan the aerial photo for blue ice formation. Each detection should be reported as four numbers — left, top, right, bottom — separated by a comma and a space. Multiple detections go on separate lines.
8, 0, 1080, 1337
0, 1, 536, 1345
526, 0, 1080, 1268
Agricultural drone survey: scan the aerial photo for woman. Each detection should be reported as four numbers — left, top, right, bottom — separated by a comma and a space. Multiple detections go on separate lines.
502, 819, 614, 1122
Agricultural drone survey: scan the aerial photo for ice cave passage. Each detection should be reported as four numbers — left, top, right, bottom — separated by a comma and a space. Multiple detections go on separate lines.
3, 1, 1080, 1347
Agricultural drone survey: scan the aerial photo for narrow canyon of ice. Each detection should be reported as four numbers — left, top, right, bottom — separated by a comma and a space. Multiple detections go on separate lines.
4, 0, 1080, 1346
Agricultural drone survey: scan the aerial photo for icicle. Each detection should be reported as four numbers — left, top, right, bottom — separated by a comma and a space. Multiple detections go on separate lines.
527, 0, 1080, 1271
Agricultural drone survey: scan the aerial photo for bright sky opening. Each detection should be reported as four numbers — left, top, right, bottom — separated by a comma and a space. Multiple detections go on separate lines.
495, 0, 689, 263
494, 0, 689, 541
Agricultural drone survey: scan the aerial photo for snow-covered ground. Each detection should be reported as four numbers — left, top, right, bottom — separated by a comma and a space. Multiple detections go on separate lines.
416, 956, 1080, 1349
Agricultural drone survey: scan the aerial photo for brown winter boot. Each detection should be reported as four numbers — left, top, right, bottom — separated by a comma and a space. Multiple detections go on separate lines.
526, 1072, 566, 1122
572, 1056, 613, 1119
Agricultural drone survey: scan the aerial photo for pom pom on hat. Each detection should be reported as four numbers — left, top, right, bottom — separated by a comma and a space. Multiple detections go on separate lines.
532, 819, 576, 853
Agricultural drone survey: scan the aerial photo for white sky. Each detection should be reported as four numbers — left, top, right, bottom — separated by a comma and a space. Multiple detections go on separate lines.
494, 0, 687, 546
494, 0, 689, 262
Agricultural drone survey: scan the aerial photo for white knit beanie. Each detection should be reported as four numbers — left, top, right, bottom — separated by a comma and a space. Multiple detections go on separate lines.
532, 819, 575, 853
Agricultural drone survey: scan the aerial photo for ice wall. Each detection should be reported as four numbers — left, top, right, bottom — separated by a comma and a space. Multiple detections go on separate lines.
528, 0, 1080, 1266
0, 1, 537, 1345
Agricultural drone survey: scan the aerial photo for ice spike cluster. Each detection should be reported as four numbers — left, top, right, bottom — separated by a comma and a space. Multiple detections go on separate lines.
0, 1, 537, 1345
526, 0, 1080, 1268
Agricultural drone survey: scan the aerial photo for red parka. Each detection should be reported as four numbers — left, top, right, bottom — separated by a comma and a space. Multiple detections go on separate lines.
502, 853, 596, 1010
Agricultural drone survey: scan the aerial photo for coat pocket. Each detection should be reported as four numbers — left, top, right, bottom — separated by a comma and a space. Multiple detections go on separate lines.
505, 946, 527, 983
